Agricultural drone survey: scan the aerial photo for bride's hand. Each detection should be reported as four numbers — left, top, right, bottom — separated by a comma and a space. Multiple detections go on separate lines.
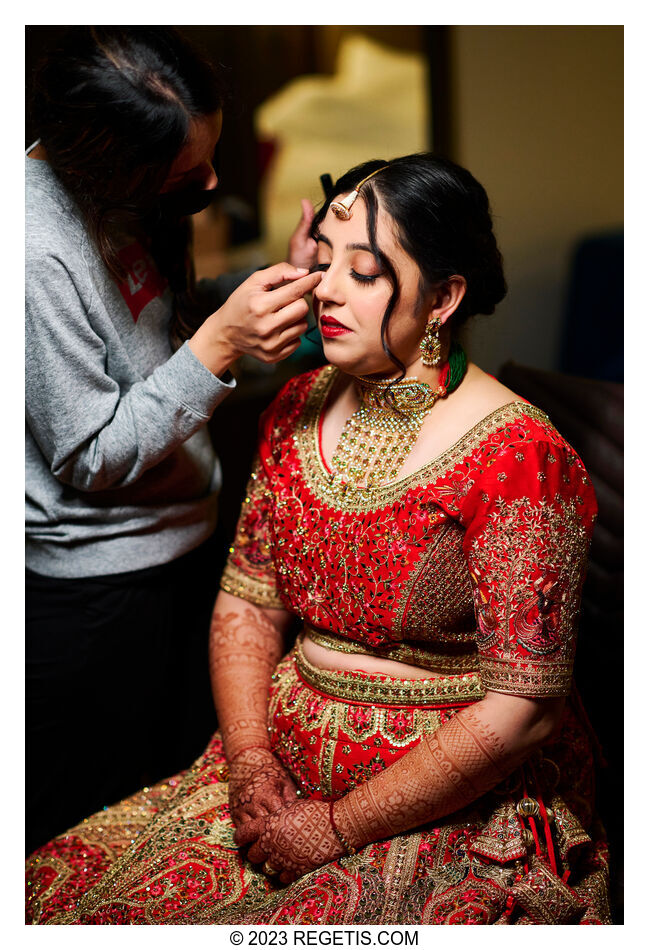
228, 748, 298, 829
234, 799, 344, 884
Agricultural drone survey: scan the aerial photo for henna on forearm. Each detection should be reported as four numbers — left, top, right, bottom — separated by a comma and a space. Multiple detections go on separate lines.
209, 593, 298, 827
209, 595, 285, 761
334, 703, 525, 852
232, 699, 556, 882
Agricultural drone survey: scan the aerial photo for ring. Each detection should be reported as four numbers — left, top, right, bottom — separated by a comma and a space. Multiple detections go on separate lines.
263, 861, 279, 877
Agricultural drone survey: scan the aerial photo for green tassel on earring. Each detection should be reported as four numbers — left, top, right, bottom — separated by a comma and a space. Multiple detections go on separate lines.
446, 341, 467, 394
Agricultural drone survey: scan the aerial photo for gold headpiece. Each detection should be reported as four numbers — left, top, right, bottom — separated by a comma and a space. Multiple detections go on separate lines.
330, 166, 389, 220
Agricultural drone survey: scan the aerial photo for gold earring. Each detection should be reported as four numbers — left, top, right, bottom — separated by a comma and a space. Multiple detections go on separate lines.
419, 317, 442, 366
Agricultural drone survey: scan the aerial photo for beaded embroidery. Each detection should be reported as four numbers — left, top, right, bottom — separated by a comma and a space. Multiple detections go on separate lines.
220, 365, 596, 698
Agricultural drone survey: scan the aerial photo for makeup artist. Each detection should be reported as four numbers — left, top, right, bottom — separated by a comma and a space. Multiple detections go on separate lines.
25, 26, 320, 854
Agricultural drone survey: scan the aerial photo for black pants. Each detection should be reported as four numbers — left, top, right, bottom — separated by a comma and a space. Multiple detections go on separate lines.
25, 532, 227, 856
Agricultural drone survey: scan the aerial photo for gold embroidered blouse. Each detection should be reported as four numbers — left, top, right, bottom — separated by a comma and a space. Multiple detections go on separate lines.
221, 366, 597, 698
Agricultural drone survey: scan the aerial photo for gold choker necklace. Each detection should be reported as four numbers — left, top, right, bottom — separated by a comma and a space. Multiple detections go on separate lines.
330, 375, 446, 491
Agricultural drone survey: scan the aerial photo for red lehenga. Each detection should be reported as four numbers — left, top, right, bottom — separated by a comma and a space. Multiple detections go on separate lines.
26, 365, 611, 925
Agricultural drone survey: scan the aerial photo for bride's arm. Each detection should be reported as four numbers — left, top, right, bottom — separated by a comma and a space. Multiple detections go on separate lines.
209, 590, 290, 760
210, 385, 300, 829
210, 590, 297, 828
333, 691, 562, 850
236, 692, 562, 882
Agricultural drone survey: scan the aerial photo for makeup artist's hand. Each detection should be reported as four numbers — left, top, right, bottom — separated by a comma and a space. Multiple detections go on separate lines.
288, 199, 317, 270
188, 263, 321, 376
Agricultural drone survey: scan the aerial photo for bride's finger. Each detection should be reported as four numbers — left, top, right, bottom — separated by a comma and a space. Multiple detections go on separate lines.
245, 840, 269, 865
233, 817, 264, 847
256, 790, 283, 814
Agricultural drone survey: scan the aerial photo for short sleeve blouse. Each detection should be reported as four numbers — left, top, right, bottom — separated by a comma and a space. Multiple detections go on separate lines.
220, 366, 597, 698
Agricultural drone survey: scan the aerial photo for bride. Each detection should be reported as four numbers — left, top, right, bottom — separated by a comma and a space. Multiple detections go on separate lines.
26, 153, 610, 925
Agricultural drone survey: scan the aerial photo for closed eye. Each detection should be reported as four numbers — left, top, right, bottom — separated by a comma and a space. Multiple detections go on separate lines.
310, 262, 382, 283
351, 269, 380, 284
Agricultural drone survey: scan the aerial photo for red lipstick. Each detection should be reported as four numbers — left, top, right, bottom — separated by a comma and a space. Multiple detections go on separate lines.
320, 315, 351, 339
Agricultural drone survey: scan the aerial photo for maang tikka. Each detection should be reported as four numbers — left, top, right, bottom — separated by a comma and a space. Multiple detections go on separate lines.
419, 317, 443, 367
330, 166, 389, 220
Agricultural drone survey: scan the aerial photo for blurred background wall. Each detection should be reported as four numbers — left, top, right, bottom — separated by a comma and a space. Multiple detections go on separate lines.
447, 26, 623, 377
25, 24, 624, 379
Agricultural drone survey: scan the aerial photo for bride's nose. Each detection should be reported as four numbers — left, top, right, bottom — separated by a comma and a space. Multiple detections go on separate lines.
314, 266, 344, 306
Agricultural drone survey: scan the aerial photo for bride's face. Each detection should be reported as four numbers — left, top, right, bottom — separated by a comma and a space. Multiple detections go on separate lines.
312, 196, 428, 377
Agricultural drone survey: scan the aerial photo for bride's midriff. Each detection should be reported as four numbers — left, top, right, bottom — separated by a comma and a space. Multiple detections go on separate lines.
301, 631, 439, 680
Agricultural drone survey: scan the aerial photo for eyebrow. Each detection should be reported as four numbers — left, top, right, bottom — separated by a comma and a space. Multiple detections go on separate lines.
316, 234, 374, 253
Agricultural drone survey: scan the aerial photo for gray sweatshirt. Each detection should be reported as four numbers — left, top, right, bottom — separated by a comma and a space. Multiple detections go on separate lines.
26, 151, 238, 577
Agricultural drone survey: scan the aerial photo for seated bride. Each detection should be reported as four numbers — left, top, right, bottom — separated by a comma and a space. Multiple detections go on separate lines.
26, 153, 610, 925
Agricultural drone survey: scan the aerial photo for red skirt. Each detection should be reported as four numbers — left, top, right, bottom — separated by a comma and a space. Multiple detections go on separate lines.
26, 641, 610, 924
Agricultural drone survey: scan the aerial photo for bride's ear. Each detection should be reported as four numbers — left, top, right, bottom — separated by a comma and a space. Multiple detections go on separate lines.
428, 276, 467, 326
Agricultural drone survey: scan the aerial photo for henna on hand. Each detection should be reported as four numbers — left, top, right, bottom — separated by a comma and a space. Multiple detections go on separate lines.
228, 747, 298, 828
235, 799, 344, 885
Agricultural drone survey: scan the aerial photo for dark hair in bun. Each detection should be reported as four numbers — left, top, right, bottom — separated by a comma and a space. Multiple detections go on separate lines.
312, 153, 507, 376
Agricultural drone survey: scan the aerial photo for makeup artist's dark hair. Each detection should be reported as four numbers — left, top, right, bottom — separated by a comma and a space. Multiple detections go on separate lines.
312, 153, 507, 376
29, 26, 226, 344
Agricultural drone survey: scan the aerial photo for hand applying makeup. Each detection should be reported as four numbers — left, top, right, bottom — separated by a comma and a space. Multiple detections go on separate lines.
188, 263, 322, 377
288, 199, 318, 270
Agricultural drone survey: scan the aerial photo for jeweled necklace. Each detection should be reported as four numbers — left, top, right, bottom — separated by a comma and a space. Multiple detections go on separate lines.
329, 342, 467, 492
